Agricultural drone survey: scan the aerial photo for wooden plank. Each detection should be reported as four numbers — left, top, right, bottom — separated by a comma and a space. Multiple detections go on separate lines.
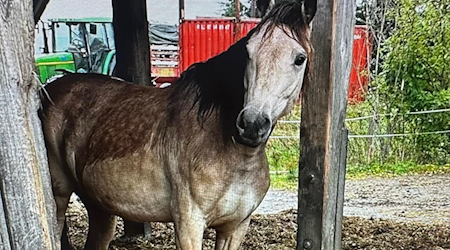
0, 1, 57, 249
112, 0, 152, 86
297, 0, 355, 249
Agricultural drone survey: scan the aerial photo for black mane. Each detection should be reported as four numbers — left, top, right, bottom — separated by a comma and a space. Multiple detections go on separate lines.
170, 1, 312, 125
171, 36, 250, 124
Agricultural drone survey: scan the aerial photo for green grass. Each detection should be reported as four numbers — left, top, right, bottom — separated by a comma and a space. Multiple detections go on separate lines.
267, 103, 450, 189
267, 139, 299, 172
346, 162, 450, 179
270, 173, 298, 190
268, 162, 450, 190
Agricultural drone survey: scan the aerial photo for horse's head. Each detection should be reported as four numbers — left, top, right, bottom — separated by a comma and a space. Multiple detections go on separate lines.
236, 0, 316, 147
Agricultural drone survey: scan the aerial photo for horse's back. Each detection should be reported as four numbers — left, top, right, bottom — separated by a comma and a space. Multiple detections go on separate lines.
40, 73, 132, 152
39, 74, 161, 186
41, 73, 134, 118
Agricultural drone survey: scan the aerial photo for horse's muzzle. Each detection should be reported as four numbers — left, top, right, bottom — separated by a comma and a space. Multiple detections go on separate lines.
236, 108, 272, 147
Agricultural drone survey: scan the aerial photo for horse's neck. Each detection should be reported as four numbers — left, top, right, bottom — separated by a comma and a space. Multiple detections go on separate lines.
200, 40, 248, 118
172, 48, 247, 136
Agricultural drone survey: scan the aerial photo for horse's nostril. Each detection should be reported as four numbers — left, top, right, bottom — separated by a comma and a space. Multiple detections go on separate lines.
237, 112, 246, 129
256, 115, 271, 136
259, 114, 271, 128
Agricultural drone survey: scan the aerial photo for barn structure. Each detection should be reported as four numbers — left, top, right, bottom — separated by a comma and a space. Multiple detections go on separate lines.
0, 0, 354, 249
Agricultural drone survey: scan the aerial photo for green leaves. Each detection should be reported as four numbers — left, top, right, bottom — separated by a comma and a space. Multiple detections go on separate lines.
220, 0, 251, 17
375, 0, 450, 163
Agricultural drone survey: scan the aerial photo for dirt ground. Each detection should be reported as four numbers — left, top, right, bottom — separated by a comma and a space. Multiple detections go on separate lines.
65, 174, 450, 249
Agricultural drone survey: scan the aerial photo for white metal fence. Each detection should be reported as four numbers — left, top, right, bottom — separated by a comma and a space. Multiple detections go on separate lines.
271, 108, 450, 140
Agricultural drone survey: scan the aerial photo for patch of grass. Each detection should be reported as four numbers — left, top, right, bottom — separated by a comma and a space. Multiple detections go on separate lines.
346, 162, 450, 179
270, 169, 298, 190
267, 106, 301, 190
268, 162, 450, 190
267, 105, 300, 173
266, 139, 299, 172
267, 104, 450, 189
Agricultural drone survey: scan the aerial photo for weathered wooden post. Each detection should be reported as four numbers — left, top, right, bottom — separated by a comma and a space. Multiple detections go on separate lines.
111, 0, 153, 238
0, 1, 57, 249
112, 0, 152, 86
179, 0, 185, 21
234, 0, 242, 42
33, 0, 50, 23
297, 0, 355, 250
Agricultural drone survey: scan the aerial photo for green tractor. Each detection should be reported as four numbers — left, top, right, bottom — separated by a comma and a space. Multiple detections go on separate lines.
35, 18, 116, 83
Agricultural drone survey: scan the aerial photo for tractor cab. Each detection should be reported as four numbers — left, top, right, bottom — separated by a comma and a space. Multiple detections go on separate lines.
35, 18, 116, 83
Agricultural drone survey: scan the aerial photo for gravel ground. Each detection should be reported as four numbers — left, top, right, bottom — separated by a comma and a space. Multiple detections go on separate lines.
257, 173, 450, 225
65, 174, 450, 249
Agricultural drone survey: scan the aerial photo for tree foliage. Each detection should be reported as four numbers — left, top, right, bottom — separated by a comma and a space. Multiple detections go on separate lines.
377, 0, 450, 163
220, 0, 251, 17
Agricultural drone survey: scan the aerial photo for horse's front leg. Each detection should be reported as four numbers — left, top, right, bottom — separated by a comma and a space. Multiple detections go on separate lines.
171, 197, 206, 249
214, 217, 251, 250
83, 200, 116, 250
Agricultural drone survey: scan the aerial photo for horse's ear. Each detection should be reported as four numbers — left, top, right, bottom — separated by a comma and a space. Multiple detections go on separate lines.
256, 0, 275, 17
301, 0, 317, 24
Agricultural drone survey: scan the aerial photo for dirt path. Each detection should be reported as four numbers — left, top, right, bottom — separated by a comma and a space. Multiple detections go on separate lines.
65, 174, 450, 249
256, 174, 450, 225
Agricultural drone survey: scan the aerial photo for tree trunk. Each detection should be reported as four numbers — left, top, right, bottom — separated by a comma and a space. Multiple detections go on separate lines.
0, 1, 57, 250
112, 0, 152, 86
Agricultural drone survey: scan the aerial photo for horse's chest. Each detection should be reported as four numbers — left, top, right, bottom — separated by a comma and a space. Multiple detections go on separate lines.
221, 184, 260, 214
207, 173, 269, 227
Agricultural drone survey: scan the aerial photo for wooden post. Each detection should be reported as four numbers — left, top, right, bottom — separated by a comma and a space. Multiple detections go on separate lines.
179, 0, 185, 21
111, 0, 152, 238
0, 1, 57, 249
33, 0, 50, 23
250, 0, 257, 17
234, 0, 242, 42
235, 0, 241, 20
112, 0, 152, 86
297, 1, 355, 250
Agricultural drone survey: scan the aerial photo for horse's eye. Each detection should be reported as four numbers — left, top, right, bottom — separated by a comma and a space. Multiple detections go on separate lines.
294, 55, 306, 66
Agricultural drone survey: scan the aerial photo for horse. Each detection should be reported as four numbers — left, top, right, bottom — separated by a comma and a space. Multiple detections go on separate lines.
39, 1, 316, 249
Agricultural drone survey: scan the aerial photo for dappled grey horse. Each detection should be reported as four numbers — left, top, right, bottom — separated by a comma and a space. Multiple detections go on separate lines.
39, 0, 316, 249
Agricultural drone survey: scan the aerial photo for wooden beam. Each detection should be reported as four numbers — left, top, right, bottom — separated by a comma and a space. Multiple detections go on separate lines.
112, 0, 152, 86
234, 0, 241, 42
111, 0, 153, 237
250, 0, 257, 17
0, 1, 57, 249
33, 0, 50, 24
235, 0, 241, 20
297, 0, 355, 250
179, 0, 185, 21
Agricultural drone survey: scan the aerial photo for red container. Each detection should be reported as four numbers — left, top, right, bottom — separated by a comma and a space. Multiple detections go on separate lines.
179, 18, 235, 72
348, 25, 371, 103
179, 18, 261, 73
235, 19, 260, 40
